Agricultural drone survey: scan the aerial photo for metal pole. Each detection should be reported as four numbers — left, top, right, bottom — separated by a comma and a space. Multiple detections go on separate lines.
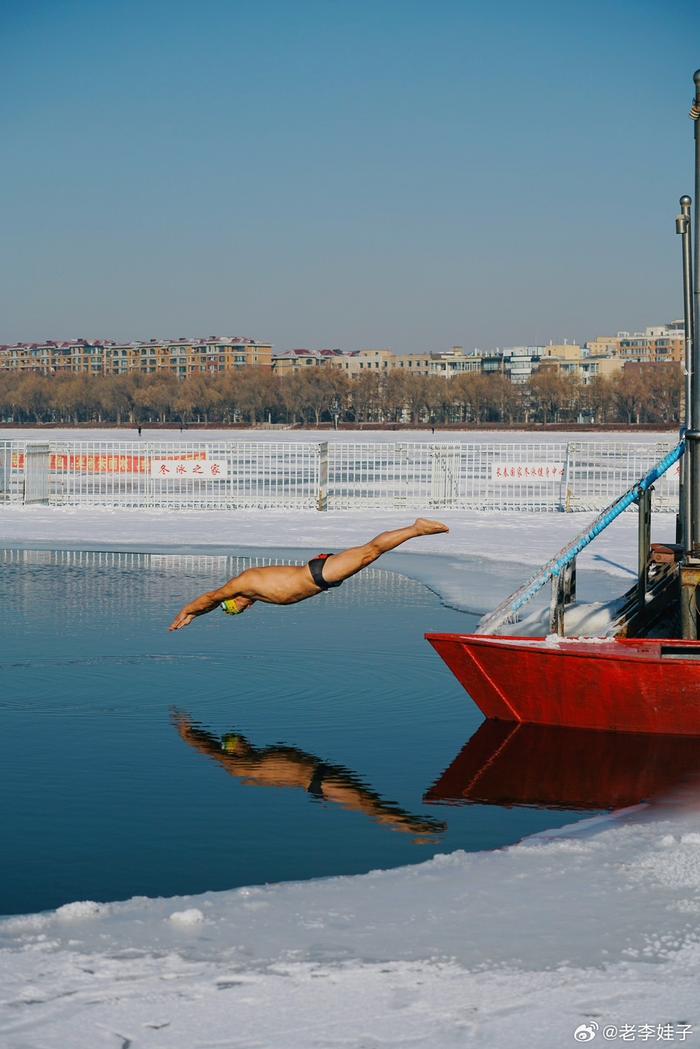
317, 441, 329, 511
637, 485, 652, 610
690, 70, 700, 552
677, 195, 693, 551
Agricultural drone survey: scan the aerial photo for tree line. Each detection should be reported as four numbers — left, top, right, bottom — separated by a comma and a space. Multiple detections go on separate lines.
0, 364, 682, 427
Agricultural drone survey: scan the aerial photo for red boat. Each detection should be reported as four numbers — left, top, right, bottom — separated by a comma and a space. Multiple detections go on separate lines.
426, 633, 700, 736
424, 444, 699, 735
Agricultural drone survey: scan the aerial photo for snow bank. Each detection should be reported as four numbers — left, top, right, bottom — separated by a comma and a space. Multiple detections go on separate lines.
1, 803, 700, 1048
0, 426, 676, 445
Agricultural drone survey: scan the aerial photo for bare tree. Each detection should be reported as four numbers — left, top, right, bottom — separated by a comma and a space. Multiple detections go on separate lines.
450, 373, 494, 423
97, 375, 137, 425
612, 369, 647, 425
350, 372, 384, 423
49, 375, 95, 424
528, 371, 579, 425
234, 368, 280, 425
282, 369, 350, 426
644, 363, 681, 425
133, 374, 180, 423
383, 372, 411, 423
173, 374, 222, 424
15, 375, 50, 422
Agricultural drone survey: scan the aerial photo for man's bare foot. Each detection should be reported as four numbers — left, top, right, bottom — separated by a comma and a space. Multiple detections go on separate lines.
414, 518, 449, 535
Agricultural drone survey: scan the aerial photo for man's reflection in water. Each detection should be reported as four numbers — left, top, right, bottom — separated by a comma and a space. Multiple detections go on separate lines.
172, 711, 446, 841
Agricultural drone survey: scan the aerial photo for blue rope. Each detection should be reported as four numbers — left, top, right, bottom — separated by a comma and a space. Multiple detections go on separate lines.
479, 440, 685, 631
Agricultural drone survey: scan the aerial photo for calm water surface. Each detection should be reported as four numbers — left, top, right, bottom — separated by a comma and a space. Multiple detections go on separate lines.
1, 547, 590, 916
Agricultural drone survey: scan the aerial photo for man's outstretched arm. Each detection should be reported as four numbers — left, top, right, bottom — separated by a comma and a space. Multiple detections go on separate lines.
169, 575, 252, 631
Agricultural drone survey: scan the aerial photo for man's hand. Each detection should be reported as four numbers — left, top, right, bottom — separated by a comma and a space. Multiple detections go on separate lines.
168, 579, 255, 631
169, 608, 197, 631
169, 589, 222, 631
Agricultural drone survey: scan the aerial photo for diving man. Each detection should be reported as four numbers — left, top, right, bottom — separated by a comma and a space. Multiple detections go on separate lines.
168, 519, 449, 631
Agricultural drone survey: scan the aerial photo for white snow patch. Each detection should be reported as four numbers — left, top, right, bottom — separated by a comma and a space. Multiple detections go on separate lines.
626, 835, 700, 890
55, 900, 109, 921
2, 807, 700, 1047
168, 908, 205, 926
1, 425, 676, 445
544, 633, 616, 645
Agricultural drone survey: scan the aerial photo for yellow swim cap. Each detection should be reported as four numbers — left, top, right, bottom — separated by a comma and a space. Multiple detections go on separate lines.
221, 599, 240, 615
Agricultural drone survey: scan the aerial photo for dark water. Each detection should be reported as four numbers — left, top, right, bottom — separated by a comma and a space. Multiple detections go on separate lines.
1, 547, 589, 917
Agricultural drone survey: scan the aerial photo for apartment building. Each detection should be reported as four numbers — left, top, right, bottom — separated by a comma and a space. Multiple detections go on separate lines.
585, 323, 684, 365
478, 348, 546, 384
339, 349, 396, 374
619, 329, 683, 364
542, 343, 583, 360
475, 344, 621, 385
273, 348, 403, 376
539, 354, 623, 383
507, 350, 544, 385
535, 342, 622, 382
381, 352, 433, 376
266, 348, 346, 374
391, 347, 483, 378
272, 346, 483, 379
0, 337, 272, 376
585, 335, 624, 357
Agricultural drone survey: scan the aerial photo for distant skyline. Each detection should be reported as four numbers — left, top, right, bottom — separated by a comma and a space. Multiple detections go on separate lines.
0, 323, 685, 354
1, 0, 699, 352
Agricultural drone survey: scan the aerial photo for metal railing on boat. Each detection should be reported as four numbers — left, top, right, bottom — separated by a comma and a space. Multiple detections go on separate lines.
477, 441, 686, 636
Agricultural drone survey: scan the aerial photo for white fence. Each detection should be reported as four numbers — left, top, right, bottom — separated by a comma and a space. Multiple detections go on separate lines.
0, 438, 680, 512
0, 548, 428, 609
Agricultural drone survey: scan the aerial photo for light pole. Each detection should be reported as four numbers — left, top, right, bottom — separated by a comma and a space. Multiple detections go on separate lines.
679, 71, 700, 637
689, 71, 700, 553
677, 194, 693, 552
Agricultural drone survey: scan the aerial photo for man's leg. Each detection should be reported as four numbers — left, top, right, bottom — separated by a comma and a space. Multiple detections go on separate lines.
321, 518, 448, 585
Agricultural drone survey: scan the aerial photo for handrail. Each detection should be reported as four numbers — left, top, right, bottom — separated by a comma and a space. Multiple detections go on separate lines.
476, 440, 686, 636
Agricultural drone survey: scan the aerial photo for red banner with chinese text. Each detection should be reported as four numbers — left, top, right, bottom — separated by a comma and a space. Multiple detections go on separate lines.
11, 452, 207, 473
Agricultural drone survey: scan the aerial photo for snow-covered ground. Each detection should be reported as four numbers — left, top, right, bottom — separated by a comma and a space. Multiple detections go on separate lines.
1, 438, 697, 1049
1, 425, 677, 445
2, 806, 700, 1049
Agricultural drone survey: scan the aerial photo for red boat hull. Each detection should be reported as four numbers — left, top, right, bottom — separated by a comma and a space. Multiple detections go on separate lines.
426, 633, 700, 735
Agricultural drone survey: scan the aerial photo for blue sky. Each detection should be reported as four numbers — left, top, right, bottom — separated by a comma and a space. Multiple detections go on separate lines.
1, 0, 699, 352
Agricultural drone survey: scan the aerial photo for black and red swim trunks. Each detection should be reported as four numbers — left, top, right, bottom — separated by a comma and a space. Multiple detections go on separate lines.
308, 553, 343, 591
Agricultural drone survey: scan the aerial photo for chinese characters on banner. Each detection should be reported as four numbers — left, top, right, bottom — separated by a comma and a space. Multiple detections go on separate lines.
150, 460, 229, 479
491, 462, 565, 483
13, 453, 152, 473
11, 452, 207, 474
